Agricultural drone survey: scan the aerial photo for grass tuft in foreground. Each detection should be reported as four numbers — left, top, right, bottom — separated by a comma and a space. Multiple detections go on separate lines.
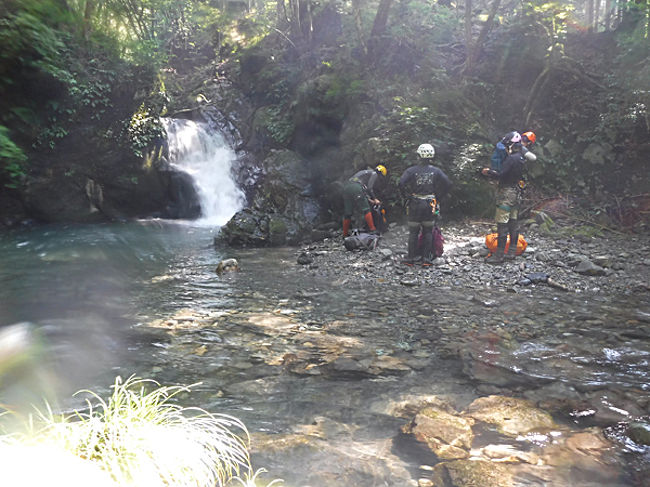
0, 375, 282, 487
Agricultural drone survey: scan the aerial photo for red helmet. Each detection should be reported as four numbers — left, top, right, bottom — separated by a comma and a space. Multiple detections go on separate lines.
522, 131, 536, 145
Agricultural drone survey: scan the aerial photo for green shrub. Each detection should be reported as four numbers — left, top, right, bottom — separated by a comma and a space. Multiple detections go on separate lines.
0, 126, 27, 189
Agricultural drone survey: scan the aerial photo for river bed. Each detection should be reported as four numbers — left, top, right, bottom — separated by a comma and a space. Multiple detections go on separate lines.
0, 220, 648, 486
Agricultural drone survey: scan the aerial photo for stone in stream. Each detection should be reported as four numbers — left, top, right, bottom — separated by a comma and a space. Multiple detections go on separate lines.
464, 395, 557, 437
216, 257, 239, 273
627, 421, 650, 446
296, 252, 314, 265
401, 407, 474, 460
524, 272, 549, 284
429, 459, 513, 487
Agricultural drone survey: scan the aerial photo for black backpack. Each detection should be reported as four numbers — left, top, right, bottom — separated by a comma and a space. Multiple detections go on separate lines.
344, 232, 380, 251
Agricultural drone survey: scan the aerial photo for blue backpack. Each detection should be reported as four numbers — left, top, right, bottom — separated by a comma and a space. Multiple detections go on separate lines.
490, 141, 508, 171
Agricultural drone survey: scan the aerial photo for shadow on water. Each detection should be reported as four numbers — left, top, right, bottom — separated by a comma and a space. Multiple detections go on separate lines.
1, 220, 649, 486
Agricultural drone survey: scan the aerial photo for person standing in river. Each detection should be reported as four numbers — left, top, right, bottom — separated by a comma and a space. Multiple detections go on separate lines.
399, 144, 452, 267
481, 140, 530, 264
342, 165, 387, 237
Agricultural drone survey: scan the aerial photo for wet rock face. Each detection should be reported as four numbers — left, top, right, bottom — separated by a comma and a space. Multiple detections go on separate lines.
23, 145, 177, 223
161, 170, 201, 219
219, 208, 270, 246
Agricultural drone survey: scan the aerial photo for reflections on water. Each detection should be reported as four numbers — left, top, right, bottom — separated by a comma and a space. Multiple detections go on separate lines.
0, 221, 648, 486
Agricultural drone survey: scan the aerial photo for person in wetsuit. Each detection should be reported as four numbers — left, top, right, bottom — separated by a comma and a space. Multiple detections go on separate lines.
491, 131, 537, 171
399, 144, 452, 266
342, 165, 387, 237
481, 141, 529, 263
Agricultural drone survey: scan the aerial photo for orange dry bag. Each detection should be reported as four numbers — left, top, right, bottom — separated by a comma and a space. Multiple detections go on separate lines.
485, 233, 528, 255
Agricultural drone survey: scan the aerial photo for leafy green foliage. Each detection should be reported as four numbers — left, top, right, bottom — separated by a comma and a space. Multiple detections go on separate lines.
0, 126, 27, 189
261, 106, 294, 145
0, 10, 71, 86
390, 2, 460, 46
126, 105, 165, 158
0, 0, 646, 222
69, 66, 115, 115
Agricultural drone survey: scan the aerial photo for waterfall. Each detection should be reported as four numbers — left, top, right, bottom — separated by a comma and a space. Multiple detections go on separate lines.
161, 118, 245, 226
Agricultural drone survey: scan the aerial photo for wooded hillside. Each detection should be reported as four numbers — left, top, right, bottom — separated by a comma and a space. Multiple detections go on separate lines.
1, 0, 648, 228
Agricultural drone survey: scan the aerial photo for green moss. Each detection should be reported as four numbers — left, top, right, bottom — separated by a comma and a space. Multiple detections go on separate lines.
268, 217, 287, 245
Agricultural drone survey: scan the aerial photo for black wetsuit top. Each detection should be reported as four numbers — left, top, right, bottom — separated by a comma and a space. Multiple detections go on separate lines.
497, 152, 525, 187
398, 164, 452, 198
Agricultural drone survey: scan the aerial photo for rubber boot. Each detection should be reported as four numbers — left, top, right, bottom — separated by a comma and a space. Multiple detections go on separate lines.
364, 211, 377, 233
504, 219, 519, 260
342, 218, 351, 237
486, 224, 507, 264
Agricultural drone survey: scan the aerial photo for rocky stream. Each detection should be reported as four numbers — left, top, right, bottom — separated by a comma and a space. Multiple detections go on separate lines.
1, 217, 649, 487
157, 217, 650, 486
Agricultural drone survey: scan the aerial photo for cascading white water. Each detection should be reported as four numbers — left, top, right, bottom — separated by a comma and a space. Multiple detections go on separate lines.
161, 118, 245, 226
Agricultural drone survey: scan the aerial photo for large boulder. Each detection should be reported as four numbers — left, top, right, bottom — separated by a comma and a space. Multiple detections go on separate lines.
218, 149, 324, 246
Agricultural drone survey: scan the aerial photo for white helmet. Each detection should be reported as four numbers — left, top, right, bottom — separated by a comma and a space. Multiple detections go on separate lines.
504, 131, 521, 144
417, 143, 435, 159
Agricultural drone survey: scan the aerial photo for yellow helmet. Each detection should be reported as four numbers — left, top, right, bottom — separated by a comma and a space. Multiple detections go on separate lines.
375, 164, 387, 176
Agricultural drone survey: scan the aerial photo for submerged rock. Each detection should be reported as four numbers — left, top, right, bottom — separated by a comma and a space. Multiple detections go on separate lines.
465, 395, 557, 437
627, 421, 650, 446
401, 407, 474, 460
430, 459, 513, 487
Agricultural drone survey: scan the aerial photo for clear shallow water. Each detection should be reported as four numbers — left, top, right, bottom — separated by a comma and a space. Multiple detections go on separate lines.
1, 221, 649, 486
0, 221, 227, 405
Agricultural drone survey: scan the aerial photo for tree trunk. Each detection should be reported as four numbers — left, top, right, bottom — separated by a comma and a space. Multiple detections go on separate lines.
276, 0, 289, 28
594, 0, 601, 31
604, 0, 611, 30
464, 0, 473, 72
370, 0, 393, 39
587, 0, 594, 32
83, 0, 96, 42
289, 0, 301, 39
464, 0, 501, 75
304, 0, 313, 42
351, 0, 367, 55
